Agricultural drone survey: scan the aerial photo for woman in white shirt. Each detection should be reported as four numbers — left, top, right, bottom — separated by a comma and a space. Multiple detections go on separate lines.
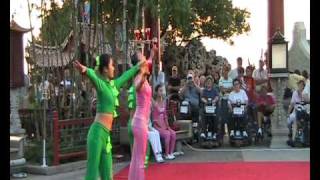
228, 78, 249, 137
287, 80, 307, 143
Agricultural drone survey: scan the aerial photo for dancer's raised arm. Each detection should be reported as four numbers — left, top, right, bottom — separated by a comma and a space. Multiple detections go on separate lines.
115, 52, 147, 89
73, 60, 102, 89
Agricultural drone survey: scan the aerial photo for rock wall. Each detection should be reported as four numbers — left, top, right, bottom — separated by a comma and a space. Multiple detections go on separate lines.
163, 39, 227, 77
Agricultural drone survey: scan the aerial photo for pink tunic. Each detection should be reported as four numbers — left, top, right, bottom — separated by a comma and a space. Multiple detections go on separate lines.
153, 100, 176, 155
153, 101, 168, 129
128, 75, 152, 180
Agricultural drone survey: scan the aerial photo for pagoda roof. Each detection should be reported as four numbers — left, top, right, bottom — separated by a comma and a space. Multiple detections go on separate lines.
10, 20, 32, 33
26, 22, 116, 68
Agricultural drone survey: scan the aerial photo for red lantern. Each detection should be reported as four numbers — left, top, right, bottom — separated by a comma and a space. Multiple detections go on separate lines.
134, 29, 141, 40
145, 28, 151, 40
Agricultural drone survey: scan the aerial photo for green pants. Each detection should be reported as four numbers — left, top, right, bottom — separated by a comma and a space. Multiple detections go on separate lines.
128, 118, 150, 167
85, 122, 113, 180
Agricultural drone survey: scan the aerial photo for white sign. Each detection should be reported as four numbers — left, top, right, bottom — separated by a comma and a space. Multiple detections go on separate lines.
180, 106, 188, 114
233, 107, 244, 115
272, 44, 287, 69
205, 106, 216, 113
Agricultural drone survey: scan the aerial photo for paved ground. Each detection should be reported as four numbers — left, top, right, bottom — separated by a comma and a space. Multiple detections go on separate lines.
14, 134, 309, 180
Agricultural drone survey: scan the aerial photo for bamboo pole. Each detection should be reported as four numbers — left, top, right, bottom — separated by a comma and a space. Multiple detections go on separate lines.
134, 0, 141, 30
87, 0, 92, 66
92, 0, 98, 56
141, 5, 145, 55
71, 0, 79, 119
27, 0, 41, 141
101, 0, 106, 54
157, 0, 161, 69
40, 0, 48, 168
123, 0, 127, 69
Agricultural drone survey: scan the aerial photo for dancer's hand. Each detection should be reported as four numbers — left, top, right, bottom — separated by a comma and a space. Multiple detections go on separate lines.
150, 44, 158, 59
137, 52, 147, 66
73, 60, 87, 74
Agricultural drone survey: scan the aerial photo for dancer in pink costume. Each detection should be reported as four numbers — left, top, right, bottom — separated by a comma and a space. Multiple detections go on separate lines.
128, 52, 152, 180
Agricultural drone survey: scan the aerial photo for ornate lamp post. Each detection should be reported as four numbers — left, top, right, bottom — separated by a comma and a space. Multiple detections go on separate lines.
269, 29, 289, 133
270, 29, 288, 73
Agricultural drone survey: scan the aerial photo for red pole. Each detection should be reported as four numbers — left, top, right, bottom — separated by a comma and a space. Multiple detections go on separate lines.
53, 111, 60, 165
268, 0, 284, 42
267, 0, 284, 68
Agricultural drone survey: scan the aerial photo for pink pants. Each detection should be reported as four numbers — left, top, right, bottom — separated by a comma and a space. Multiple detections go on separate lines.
128, 126, 148, 180
157, 128, 176, 155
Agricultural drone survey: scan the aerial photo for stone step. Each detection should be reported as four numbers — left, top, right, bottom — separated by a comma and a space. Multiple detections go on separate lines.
10, 158, 26, 167
10, 136, 24, 148
10, 136, 25, 160
10, 148, 19, 153
10, 148, 19, 160
10, 165, 26, 175
10, 158, 27, 176
10, 149, 23, 161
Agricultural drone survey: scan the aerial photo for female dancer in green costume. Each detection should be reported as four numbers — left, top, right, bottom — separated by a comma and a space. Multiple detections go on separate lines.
74, 53, 145, 180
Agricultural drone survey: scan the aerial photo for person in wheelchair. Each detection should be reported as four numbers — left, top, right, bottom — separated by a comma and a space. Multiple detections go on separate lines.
200, 76, 219, 140
244, 66, 259, 135
228, 78, 249, 138
180, 70, 201, 142
287, 80, 309, 145
179, 71, 202, 131
256, 85, 276, 137
218, 66, 234, 136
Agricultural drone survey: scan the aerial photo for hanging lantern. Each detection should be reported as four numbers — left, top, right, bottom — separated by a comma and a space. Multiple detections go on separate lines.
145, 28, 151, 40
134, 29, 141, 40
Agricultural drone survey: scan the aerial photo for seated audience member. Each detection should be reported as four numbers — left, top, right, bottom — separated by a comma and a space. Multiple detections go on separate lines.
199, 75, 206, 90
229, 57, 244, 80
200, 76, 219, 139
228, 79, 249, 137
256, 85, 276, 136
147, 114, 164, 163
253, 60, 268, 93
179, 71, 202, 125
301, 70, 310, 102
288, 70, 305, 91
153, 84, 177, 160
219, 65, 234, 134
212, 71, 221, 93
167, 65, 181, 101
287, 80, 307, 143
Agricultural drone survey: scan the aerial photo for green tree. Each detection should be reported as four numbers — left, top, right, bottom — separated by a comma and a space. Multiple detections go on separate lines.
37, 0, 250, 47
143, 0, 250, 45
38, 0, 73, 46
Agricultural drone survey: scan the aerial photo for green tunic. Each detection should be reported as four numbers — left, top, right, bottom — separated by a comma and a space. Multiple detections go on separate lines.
86, 64, 139, 117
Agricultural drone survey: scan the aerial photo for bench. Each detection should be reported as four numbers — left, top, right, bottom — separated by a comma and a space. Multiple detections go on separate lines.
174, 120, 192, 152
119, 120, 192, 153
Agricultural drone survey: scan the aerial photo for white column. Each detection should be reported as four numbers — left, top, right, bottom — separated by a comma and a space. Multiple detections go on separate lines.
10, 88, 25, 135
270, 73, 288, 135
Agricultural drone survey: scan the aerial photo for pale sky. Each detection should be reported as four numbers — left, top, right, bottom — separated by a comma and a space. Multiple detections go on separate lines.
201, 0, 310, 68
10, 0, 310, 74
